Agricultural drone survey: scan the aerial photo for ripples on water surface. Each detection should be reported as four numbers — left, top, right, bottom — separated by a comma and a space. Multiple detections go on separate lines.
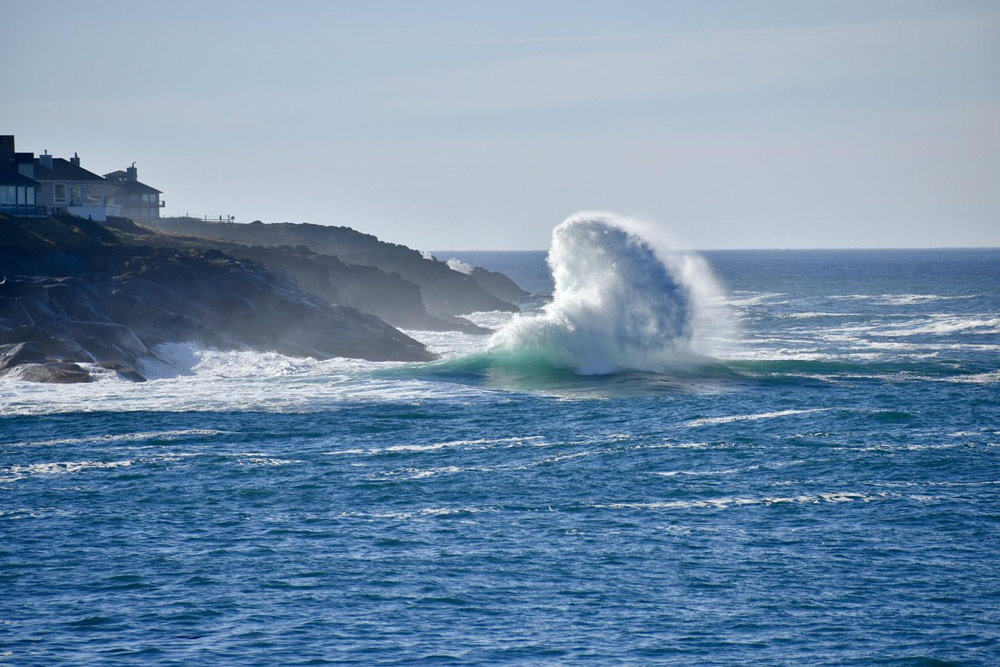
1, 249, 998, 665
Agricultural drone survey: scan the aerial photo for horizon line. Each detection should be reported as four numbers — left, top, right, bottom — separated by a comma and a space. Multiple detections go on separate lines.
433, 246, 1000, 253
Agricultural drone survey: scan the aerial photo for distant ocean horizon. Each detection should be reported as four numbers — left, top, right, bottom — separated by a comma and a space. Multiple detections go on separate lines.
3, 242, 998, 664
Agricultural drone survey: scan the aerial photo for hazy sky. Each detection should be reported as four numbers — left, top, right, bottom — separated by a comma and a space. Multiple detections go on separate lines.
4, 1, 999, 250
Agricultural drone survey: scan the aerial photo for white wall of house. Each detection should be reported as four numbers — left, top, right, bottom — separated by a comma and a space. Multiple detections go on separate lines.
66, 204, 121, 221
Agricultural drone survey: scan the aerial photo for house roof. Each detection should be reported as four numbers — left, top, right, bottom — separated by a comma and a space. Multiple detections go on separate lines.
109, 179, 161, 195
0, 171, 39, 187
33, 157, 106, 182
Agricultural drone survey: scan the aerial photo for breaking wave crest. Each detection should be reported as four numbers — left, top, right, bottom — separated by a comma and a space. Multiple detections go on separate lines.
487, 212, 731, 375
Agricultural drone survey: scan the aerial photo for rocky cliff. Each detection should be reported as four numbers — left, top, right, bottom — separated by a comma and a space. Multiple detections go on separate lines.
0, 214, 434, 382
147, 218, 526, 318
113, 224, 492, 335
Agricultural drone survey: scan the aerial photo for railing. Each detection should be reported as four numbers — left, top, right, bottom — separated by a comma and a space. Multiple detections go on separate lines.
193, 215, 236, 223
0, 204, 46, 217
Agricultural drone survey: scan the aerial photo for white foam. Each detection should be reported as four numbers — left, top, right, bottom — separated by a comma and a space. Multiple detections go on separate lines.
446, 257, 474, 275
326, 435, 544, 457
875, 294, 977, 306
336, 506, 499, 521
870, 316, 1000, 337
684, 408, 829, 427
0, 459, 136, 482
829, 293, 977, 305
236, 456, 301, 466
5, 429, 229, 449
651, 464, 763, 477
726, 292, 790, 306
0, 340, 500, 416
489, 212, 733, 374
590, 491, 941, 511
928, 370, 1000, 385
785, 312, 860, 319
371, 466, 466, 480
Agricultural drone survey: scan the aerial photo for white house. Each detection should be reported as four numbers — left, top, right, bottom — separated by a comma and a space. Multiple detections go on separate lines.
28, 151, 121, 221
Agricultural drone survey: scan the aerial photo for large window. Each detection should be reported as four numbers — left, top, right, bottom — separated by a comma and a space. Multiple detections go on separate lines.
53, 183, 66, 203
0, 185, 15, 206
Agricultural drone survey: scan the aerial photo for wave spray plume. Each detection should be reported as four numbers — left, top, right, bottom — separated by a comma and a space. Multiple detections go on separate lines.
488, 212, 730, 375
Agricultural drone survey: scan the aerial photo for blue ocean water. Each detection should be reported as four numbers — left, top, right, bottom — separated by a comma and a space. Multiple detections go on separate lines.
2, 247, 999, 665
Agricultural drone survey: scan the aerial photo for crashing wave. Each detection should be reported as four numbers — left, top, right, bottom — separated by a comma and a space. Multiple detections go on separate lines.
488, 212, 731, 375
446, 258, 475, 275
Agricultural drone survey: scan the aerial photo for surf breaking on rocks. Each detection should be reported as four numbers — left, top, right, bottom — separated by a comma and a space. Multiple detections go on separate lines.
488, 212, 731, 375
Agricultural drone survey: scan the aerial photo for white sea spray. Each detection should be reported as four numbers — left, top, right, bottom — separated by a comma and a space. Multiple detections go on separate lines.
446, 258, 475, 274
488, 212, 733, 374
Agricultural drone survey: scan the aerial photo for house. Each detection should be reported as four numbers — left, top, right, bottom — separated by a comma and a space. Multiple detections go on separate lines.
104, 164, 164, 219
0, 135, 41, 215
1, 134, 166, 221
30, 150, 120, 221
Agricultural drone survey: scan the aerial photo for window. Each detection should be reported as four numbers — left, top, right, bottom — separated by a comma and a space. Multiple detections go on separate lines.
0, 186, 15, 206
84, 183, 101, 205
69, 185, 81, 206
27, 187, 35, 206
53, 183, 66, 203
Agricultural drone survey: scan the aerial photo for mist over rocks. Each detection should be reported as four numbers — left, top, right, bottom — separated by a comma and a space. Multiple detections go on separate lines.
136, 236, 492, 335
467, 266, 531, 306
0, 214, 435, 382
147, 217, 525, 319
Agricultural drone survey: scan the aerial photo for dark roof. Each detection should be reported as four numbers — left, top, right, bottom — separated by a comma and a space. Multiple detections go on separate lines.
33, 157, 105, 182
0, 171, 39, 186
109, 179, 161, 195
104, 170, 128, 181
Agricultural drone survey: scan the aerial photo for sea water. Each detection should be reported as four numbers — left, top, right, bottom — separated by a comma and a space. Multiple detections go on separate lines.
2, 217, 998, 665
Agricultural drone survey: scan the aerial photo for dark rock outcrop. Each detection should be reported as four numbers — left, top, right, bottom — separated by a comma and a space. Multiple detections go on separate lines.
6, 361, 93, 384
95, 361, 147, 382
0, 214, 435, 382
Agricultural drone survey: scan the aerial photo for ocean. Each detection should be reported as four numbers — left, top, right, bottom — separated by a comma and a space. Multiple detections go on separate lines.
2, 233, 999, 663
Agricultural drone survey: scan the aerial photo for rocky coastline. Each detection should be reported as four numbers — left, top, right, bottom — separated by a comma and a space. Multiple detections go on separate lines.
0, 214, 529, 383
147, 217, 530, 321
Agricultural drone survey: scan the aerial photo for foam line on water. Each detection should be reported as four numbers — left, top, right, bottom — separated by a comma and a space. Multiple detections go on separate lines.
683, 408, 830, 427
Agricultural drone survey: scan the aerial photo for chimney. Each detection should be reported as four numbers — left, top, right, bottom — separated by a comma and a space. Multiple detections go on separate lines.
127, 162, 138, 181
0, 136, 13, 173
70, 152, 80, 167
39, 150, 53, 170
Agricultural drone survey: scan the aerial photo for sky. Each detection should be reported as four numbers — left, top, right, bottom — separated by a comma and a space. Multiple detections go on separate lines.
3, 1, 999, 250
